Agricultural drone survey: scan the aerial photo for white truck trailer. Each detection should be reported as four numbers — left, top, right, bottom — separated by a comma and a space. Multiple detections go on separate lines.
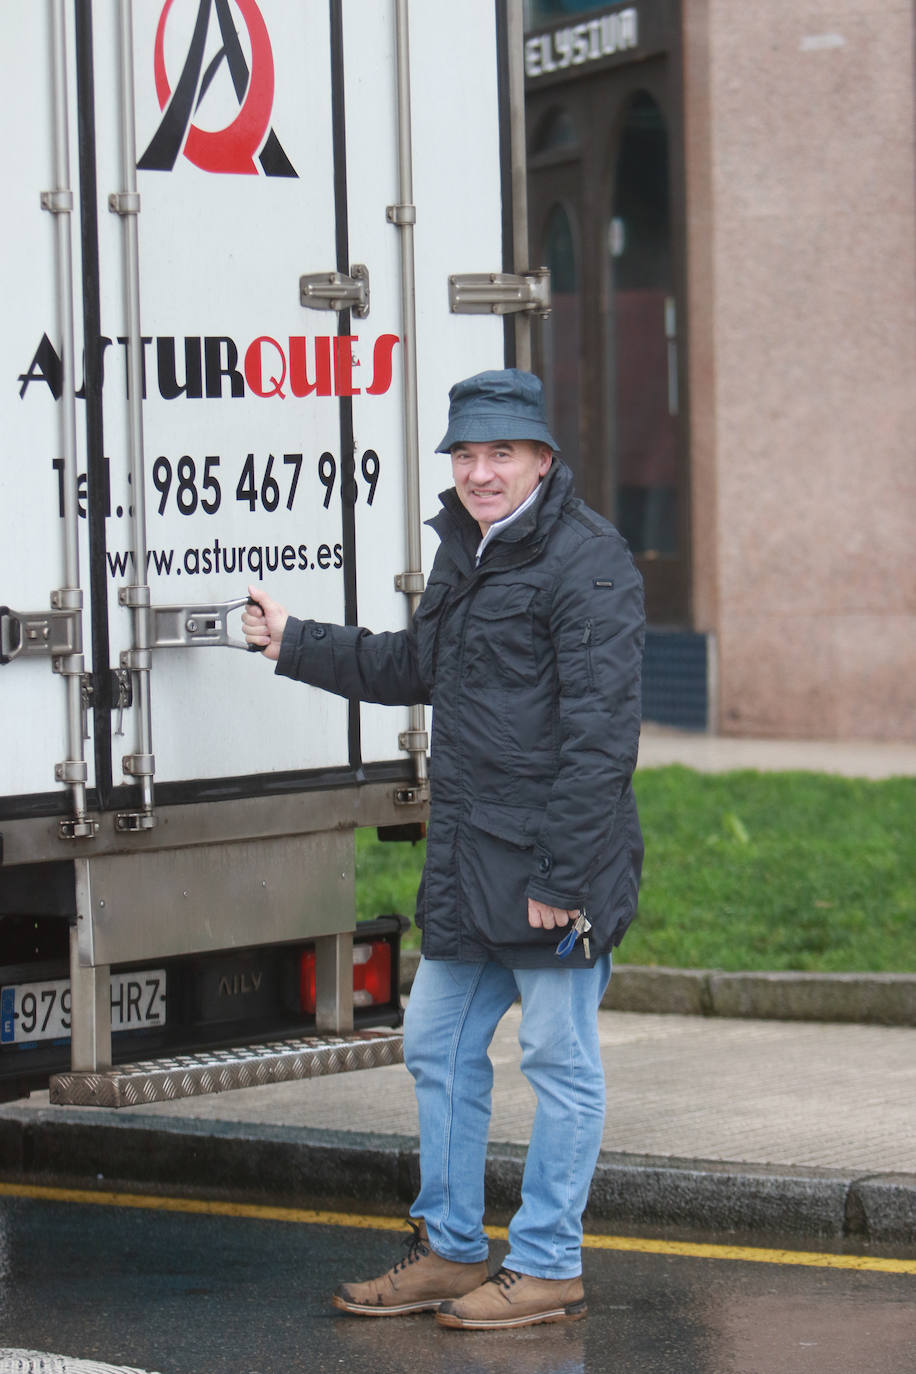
0, 0, 545, 1104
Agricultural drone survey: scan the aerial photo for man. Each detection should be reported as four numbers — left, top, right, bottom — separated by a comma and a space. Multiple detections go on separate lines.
242, 369, 644, 1330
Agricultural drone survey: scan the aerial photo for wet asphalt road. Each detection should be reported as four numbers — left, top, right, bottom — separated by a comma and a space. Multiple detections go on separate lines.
0, 1190, 914, 1374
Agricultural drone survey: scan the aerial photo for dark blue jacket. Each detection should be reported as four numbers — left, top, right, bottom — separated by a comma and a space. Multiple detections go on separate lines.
276, 460, 645, 967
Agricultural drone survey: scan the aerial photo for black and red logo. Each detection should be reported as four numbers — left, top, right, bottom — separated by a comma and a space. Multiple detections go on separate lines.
138, 0, 297, 177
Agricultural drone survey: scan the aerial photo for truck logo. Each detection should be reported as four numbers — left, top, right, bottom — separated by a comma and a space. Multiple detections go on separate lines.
138, 0, 297, 177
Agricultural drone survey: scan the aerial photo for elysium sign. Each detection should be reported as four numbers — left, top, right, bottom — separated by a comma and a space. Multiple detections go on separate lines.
525, 7, 638, 79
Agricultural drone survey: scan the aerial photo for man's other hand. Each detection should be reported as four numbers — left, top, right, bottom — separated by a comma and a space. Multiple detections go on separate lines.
527, 899, 576, 930
243, 585, 288, 662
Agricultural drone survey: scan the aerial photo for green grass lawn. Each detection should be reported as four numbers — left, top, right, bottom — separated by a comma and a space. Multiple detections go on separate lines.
355, 767, 916, 972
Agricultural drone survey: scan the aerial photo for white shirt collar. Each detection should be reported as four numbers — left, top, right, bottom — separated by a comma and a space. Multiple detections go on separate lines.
474, 483, 543, 565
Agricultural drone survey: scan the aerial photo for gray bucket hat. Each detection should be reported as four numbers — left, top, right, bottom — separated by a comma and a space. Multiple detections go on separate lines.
435, 369, 560, 453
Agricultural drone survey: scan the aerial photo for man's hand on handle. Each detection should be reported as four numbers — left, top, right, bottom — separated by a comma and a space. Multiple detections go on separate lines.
242, 585, 289, 662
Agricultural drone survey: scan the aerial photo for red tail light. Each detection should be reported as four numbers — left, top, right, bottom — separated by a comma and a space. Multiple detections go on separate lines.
299, 939, 393, 1015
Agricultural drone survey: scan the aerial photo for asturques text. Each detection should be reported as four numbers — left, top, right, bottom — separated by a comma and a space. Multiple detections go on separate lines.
20, 332, 400, 401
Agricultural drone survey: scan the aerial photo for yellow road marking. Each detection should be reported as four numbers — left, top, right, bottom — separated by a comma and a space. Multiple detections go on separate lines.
1, 1181, 913, 1275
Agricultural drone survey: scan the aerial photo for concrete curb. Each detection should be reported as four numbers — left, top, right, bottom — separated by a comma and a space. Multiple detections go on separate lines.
1, 1107, 914, 1245
602, 967, 916, 1025
399, 953, 916, 1025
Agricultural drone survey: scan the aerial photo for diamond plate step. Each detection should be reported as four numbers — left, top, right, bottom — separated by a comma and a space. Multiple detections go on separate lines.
48, 1029, 404, 1109
0, 1352, 160, 1373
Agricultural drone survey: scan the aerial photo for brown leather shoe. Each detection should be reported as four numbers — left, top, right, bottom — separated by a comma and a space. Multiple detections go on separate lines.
332, 1220, 490, 1316
436, 1266, 587, 1329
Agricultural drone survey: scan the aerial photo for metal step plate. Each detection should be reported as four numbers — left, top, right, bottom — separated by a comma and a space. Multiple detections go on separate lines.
0, 1353, 160, 1374
49, 1029, 404, 1109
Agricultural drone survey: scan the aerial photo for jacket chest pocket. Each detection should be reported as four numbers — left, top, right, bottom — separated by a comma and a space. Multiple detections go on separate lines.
464, 583, 542, 684
412, 581, 451, 686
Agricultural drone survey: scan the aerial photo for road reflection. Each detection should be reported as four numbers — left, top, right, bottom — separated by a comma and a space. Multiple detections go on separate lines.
0, 1190, 914, 1374
330, 1316, 586, 1374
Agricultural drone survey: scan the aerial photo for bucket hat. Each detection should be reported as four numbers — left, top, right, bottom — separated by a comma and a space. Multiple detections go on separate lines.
435, 369, 560, 453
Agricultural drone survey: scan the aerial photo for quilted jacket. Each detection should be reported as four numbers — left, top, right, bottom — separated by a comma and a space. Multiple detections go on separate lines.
276, 459, 645, 967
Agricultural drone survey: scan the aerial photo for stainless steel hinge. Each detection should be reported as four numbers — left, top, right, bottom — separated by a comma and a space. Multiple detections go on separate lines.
41, 189, 74, 214
59, 816, 100, 840
114, 810, 158, 834
394, 571, 425, 596
119, 583, 150, 609
122, 753, 155, 778
108, 191, 141, 215
0, 596, 82, 666
398, 729, 429, 755
55, 759, 88, 784
448, 268, 551, 317
386, 203, 416, 226
394, 783, 430, 807
299, 264, 370, 318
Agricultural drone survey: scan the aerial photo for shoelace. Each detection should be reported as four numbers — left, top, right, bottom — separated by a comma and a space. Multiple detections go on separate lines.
486, 1266, 522, 1292
392, 1219, 430, 1273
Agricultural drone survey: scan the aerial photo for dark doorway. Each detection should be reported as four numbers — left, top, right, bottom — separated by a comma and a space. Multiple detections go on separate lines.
527, 35, 689, 625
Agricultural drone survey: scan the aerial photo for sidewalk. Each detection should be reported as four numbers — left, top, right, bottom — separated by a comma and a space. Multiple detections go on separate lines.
637, 721, 916, 779
1, 1005, 914, 1244
1, 729, 913, 1246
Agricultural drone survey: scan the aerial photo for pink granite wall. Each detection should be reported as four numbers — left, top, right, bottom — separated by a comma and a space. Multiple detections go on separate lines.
684, 1, 916, 739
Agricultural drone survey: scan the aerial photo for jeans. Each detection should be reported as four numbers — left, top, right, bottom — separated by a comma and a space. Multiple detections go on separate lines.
402, 953, 612, 1280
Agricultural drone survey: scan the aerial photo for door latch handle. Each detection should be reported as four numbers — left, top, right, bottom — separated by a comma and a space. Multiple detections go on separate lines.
118, 596, 254, 652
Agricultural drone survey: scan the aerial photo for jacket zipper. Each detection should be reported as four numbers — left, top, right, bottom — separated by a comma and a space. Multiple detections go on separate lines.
582, 619, 594, 690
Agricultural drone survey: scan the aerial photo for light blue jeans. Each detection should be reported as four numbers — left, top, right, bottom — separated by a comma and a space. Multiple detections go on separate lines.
403, 954, 612, 1280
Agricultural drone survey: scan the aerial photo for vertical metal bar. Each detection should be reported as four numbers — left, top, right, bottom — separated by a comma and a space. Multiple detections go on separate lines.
49, 1, 79, 595
70, 874, 112, 1072
392, 0, 428, 788
47, 0, 89, 826
665, 295, 679, 416
314, 931, 354, 1034
505, 0, 532, 372
114, 0, 155, 818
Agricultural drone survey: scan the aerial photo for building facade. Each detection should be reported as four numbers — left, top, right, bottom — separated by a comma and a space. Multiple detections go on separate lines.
523, 0, 916, 740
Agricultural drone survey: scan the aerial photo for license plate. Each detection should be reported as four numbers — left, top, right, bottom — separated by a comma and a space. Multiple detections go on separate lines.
0, 971, 167, 1046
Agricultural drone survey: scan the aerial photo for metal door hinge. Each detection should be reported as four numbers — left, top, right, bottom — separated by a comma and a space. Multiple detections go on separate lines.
122, 753, 155, 778
55, 759, 88, 784
108, 191, 141, 215
299, 264, 370, 317
394, 783, 430, 807
119, 583, 150, 609
0, 596, 82, 666
395, 571, 425, 595
448, 268, 551, 317
386, 203, 416, 226
59, 816, 100, 840
41, 189, 74, 214
114, 810, 158, 833
398, 729, 429, 755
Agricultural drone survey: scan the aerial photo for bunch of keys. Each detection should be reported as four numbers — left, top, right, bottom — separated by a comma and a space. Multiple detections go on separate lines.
556, 909, 592, 961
